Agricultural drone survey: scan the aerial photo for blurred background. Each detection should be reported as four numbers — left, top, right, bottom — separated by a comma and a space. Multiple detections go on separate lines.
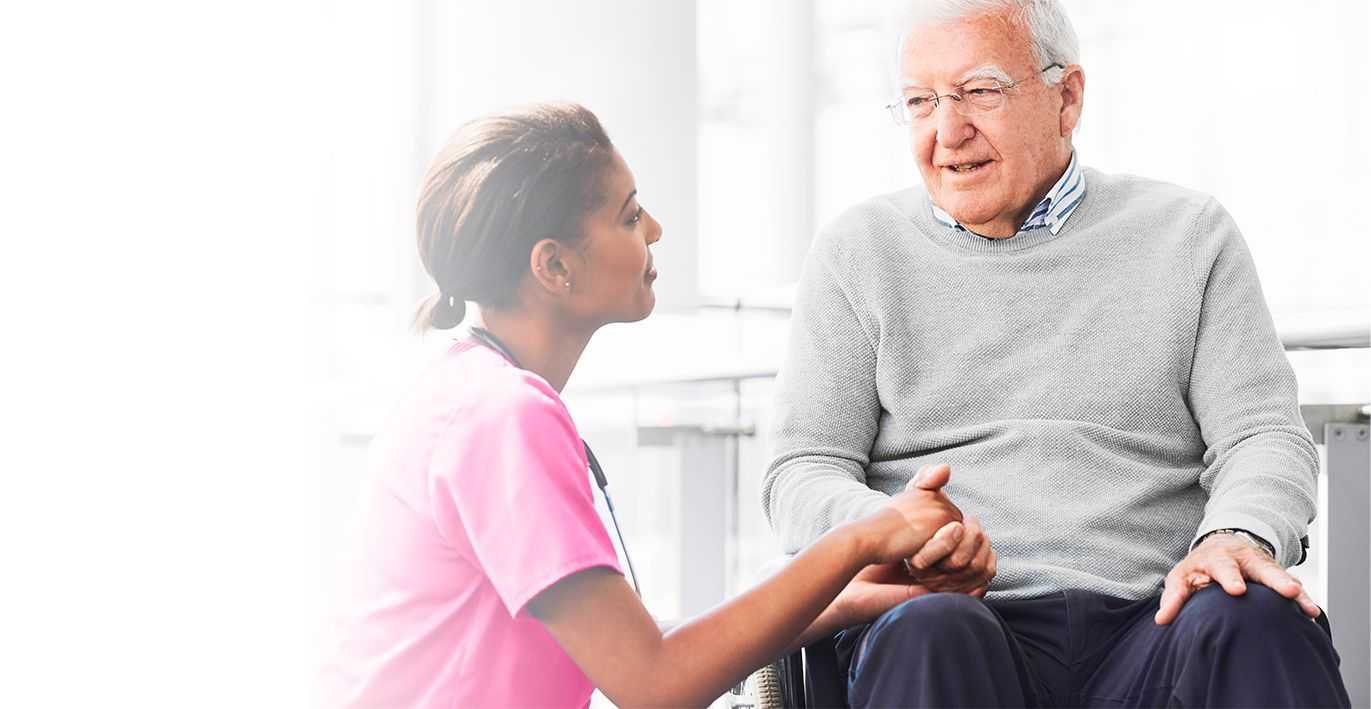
2, 1, 1368, 706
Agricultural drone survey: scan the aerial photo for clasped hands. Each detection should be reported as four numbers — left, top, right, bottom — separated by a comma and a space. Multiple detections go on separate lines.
839, 464, 996, 623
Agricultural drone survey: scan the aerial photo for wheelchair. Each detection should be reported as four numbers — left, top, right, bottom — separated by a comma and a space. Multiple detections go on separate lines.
736, 634, 846, 708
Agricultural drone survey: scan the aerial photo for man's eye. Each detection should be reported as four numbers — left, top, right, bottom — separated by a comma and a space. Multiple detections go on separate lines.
965, 88, 999, 97
906, 96, 932, 107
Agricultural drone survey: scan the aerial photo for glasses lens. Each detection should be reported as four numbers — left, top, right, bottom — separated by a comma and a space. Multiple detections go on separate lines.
958, 85, 1006, 113
887, 101, 908, 125
903, 94, 936, 120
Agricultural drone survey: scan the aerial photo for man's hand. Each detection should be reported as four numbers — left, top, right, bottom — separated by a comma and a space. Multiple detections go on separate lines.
897, 464, 996, 597
1154, 532, 1320, 625
906, 513, 996, 597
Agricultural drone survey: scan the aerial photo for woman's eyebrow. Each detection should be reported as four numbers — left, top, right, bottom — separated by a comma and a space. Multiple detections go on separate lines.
617, 189, 638, 218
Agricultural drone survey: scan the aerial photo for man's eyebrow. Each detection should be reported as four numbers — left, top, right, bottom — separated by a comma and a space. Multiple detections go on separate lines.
956, 65, 1013, 85
617, 189, 638, 217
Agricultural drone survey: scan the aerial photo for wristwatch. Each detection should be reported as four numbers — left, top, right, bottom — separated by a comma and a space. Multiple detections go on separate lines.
1196, 528, 1276, 559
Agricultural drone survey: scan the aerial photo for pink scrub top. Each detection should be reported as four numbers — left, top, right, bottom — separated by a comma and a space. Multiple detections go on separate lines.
321, 340, 623, 708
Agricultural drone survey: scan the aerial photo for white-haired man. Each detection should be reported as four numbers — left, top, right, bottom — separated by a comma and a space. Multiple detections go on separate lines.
764, 1, 1350, 706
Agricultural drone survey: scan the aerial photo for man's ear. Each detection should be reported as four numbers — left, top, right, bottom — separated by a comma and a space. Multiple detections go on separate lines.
1058, 65, 1085, 136
529, 238, 573, 295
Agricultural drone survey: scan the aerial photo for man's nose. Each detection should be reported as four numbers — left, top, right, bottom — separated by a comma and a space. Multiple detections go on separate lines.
935, 101, 975, 149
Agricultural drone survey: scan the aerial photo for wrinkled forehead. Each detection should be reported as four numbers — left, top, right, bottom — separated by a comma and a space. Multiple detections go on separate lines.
897, 11, 1036, 89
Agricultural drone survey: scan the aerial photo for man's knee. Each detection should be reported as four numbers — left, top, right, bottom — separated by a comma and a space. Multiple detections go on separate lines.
864, 593, 1002, 655
1175, 584, 1322, 642
850, 593, 1020, 704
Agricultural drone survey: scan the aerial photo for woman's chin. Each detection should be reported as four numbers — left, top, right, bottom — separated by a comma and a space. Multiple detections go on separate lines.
633, 289, 656, 321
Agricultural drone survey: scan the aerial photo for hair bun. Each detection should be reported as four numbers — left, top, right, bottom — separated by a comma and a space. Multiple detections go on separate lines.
431, 293, 466, 330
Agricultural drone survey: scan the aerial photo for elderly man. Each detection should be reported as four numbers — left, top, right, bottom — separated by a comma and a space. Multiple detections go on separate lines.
763, 1, 1350, 706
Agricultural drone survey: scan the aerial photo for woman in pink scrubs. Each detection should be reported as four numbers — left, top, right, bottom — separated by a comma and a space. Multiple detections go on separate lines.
323, 103, 985, 708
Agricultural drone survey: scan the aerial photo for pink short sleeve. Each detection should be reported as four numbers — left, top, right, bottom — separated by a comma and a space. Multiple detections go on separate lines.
436, 374, 622, 617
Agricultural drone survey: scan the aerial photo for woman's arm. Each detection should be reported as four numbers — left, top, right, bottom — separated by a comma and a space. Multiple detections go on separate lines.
530, 466, 961, 708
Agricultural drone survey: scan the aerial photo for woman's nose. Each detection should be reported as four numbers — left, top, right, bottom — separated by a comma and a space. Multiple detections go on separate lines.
645, 210, 662, 245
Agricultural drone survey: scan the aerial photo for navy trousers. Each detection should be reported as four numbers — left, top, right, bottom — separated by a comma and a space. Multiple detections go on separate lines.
837, 585, 1350, 708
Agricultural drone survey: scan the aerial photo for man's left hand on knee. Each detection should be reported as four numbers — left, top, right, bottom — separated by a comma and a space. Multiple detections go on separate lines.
1154, 532, 1321, 625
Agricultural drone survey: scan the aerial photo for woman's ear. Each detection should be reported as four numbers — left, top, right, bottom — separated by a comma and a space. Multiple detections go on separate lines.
530, 239, 574, 295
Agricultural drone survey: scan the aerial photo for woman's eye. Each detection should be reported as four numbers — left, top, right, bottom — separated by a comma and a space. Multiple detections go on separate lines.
627, 206, 643, 226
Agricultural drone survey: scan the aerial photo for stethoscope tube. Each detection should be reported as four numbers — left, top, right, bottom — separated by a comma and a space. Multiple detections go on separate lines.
467, 326, 642, 597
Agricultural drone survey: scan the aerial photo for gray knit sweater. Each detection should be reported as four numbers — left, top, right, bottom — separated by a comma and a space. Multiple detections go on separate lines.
763, 168, 1318, 601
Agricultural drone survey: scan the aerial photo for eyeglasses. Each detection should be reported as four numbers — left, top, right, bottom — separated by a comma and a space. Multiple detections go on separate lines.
885, 63, 1065, 125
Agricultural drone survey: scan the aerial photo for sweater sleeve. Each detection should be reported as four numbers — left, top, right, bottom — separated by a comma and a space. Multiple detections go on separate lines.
1186, 199, 1318, 568
762, 240, 890, 553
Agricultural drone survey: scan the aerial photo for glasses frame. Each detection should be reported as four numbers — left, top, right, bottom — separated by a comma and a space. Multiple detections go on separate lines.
885, 63, 1066, 125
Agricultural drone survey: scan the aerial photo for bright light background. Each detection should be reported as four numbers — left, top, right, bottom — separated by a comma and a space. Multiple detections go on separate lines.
2, 1, 1367, 707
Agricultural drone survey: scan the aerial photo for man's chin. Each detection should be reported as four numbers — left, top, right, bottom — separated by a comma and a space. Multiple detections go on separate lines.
940, 202, 999, 227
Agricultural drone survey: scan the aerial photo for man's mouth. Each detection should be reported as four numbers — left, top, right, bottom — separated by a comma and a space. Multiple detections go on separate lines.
943, 160, 991, 174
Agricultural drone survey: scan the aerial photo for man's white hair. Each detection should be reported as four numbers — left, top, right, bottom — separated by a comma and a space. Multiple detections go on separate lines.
898, 0, 1081, 84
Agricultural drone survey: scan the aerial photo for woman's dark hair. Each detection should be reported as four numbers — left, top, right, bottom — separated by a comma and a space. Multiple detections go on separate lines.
412, 102, 616, 330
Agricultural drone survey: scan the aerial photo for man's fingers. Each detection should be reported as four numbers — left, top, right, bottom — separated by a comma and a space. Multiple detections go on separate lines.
910, 521, 963, 571
1156, 569, 1197, 625
910, 463, 951, 491
1239, 558, 1320, 617
937, 516, 983, 571
1209, 556, 1247, 596
1295, 590, 1322, 618
1244, 558, 1302, 599
968, 533, 994, 583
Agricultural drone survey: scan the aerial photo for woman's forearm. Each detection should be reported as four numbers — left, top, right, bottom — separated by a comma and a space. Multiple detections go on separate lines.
536, 482, 958, 707
786, 598, 856, 655
646, 522, 873, 706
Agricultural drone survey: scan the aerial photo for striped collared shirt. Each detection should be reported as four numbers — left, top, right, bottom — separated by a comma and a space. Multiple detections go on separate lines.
931, 152, 1086, 238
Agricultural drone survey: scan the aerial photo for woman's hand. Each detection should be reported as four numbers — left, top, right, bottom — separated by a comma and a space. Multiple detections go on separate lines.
858, 463, 964, 565
791, 547, 960, 650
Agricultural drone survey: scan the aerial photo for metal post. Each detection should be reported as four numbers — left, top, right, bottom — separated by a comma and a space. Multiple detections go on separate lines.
766, 0, 815, 285
679, 430, 731, 617
1326, 422, 1370, 708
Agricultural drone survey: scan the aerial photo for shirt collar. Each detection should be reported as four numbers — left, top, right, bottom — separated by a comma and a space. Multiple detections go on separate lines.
930, 152, 1085, 238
